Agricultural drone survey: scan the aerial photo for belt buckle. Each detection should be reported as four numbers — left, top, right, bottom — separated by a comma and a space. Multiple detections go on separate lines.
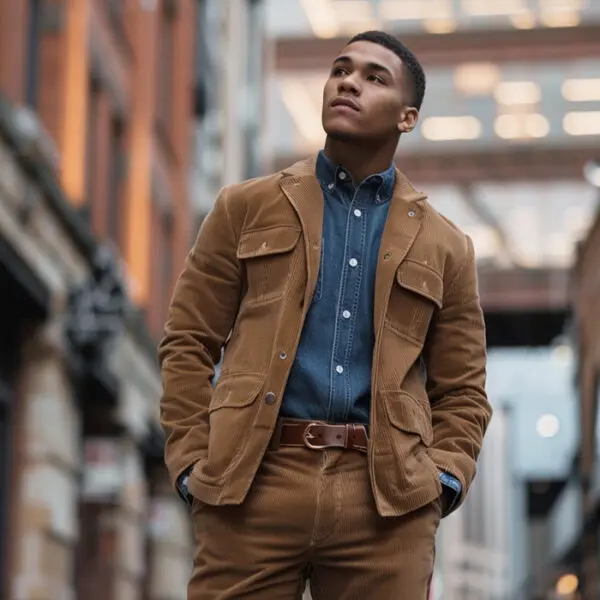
303, 422, 327, 450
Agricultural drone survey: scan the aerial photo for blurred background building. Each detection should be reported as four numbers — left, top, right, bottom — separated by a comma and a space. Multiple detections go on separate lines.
0, 1, 266, 599
1, 0, 600, 599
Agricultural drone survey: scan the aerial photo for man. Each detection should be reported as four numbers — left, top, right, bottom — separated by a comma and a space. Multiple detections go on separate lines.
160, 30, 492, 599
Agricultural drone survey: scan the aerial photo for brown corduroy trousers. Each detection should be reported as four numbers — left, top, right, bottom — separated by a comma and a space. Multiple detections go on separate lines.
189, 446, 441, 599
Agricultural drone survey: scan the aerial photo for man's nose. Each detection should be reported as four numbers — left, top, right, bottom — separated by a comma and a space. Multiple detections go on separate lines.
338, 75, 360, 95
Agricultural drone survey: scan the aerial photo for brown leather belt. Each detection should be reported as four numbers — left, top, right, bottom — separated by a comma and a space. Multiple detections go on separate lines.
270, 419, 368, 453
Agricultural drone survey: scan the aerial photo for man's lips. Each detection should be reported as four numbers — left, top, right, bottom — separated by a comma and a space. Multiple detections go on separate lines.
330, 97, 360, 111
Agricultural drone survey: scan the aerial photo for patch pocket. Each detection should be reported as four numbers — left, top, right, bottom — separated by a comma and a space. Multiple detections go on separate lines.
237, 227, 301, 306
384, 392, 433, 448
386, 260, 443, 344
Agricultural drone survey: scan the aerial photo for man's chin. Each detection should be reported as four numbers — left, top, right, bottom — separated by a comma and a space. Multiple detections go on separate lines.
323, 125, 365, 142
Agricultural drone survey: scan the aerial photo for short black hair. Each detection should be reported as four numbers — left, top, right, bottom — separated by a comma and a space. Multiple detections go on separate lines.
348, 31, 426, 110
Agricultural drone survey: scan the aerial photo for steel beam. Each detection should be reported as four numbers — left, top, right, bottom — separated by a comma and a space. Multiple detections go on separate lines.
275, 24, 600, 71
273, 146, 598, 183
477, 267, 569, 311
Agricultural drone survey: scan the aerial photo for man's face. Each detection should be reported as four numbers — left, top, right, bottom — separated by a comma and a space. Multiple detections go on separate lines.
321, 40, 418, 142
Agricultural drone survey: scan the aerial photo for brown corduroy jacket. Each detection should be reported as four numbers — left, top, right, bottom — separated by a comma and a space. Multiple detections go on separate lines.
159, 156, 492, 518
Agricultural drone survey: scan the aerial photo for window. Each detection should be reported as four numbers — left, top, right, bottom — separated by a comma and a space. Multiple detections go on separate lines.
107, 118, 126, 246
105, 0, 131, 55
25, 0, 43, 107
149, 201, 174, 336
155, 1, 176, 139
106, 0, 123, 28
85, 79, 101, 217
84, 78, 127, 247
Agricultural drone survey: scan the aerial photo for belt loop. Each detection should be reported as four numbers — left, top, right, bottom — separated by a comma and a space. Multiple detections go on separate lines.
270, 419, 283, 450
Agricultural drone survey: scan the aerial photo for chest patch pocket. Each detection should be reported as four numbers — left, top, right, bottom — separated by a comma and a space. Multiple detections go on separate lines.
237, 226, 301, 306
386, 260, 443, 344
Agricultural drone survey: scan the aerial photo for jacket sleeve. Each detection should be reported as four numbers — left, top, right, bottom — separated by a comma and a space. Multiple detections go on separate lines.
158, 186, 243, 489
423, 235, 492, 506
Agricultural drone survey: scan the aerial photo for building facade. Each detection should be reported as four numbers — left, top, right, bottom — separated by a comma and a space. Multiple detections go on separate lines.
573, 203, 600, 599
0, 1, 198, 598
190, 0, 266, 220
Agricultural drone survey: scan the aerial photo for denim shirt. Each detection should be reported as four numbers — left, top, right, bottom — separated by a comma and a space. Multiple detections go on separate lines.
281, 151, 394, 424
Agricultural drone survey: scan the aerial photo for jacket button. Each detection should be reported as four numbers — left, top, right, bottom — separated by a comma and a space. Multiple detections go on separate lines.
265, 392, 276, 405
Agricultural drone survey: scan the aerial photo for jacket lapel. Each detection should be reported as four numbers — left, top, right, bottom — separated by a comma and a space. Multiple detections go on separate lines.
279, 157, 324, 306
373, 169, 427, 332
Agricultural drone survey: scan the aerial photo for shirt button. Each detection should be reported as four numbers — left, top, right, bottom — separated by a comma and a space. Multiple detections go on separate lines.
349, 258, 358, 267
279, 351, 287, 360
328, 182, 335, 190
354, 209, 362, 217
342, 310, 351, 319
335, 365, 344, 374
265, 392, 276, 405
339, 171, 347, 180
408, 210, 416, 217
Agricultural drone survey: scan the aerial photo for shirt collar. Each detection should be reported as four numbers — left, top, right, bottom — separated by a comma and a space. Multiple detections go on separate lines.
315, 150, 396, 204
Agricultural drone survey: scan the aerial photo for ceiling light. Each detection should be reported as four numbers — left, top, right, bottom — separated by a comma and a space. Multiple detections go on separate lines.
455, 63, 501, 96
462, 0, 526, 16
564, 111, 600, 136
540, 10, 581, 27
536, 414, 560, 438
540, 0, 583, 10
555, 573, 579, 595
494, 81, 541, 105
299, 0, 339, 38
495, 114, 549, 139
423, 18, 456, 33
422, 116, 482, 141
510, 12, 536, 28
379, 0, 452, 20
332, 0, 374, 21
562, 79, 600, 102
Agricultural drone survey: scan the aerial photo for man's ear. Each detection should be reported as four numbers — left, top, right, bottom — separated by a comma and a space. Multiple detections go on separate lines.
397, 106, 419, 133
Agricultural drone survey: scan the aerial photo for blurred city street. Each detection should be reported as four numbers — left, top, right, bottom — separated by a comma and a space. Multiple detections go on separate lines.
1, 0, 600, 599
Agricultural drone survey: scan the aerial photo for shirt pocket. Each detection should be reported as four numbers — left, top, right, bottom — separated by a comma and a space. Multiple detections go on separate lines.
385, 260, 443, 344
237, 226, 301, 306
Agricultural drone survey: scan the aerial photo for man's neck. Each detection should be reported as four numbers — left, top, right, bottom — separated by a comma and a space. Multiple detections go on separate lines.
323, 137, 397, 183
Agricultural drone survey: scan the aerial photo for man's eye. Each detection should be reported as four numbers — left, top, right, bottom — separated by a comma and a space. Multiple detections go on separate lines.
333, 67, 347, 76
368, 74, 385, 84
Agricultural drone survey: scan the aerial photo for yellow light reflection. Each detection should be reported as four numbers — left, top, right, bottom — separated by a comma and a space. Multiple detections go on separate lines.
540, 10, 581, 26
379, 0, 452, 21
562, 79, 600, 102
422, 116, 482, 141
495, 114, 549, 139
555, 573, 579, 595
462, 0, 526, 16
510, 12, 536, 28
299, 0, 339, 38
455, 63, 501, 96
494, 81, 541, 106
564, 111, 600, 136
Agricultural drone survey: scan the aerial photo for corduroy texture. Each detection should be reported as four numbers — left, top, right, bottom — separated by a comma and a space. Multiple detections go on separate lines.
188, 446, 441, 599
159, 155, 492, 518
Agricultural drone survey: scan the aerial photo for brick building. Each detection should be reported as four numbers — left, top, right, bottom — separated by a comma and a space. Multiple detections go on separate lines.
573, 199, 600, 599
0, 1, 198, 598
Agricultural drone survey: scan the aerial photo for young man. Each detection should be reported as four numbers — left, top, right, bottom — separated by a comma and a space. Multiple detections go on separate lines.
160, 31, 492, 599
